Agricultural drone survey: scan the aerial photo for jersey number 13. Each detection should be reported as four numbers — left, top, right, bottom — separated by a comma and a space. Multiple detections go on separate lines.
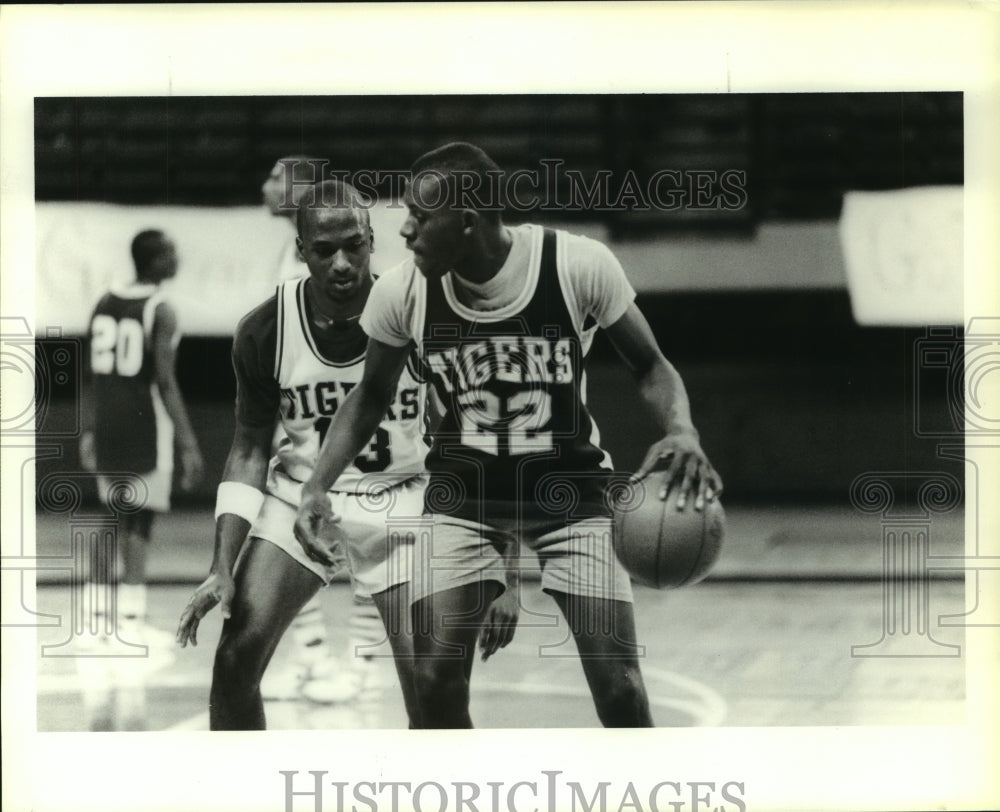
315, 418, 393, 473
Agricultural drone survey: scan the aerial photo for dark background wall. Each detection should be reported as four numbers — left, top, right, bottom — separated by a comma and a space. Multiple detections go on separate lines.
34, 290, 962, 504
33, 93, 965, 505
34, 93, 962, 224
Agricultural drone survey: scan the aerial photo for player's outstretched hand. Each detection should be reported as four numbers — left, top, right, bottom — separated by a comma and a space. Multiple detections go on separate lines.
293, 490, 347, 568
176, 572, 235, 647
632, 430, 723, 510
479, 586, 520, 662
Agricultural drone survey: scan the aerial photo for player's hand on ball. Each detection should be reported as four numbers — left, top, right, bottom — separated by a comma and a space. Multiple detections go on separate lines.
632, 430, 723, 510
176, 572, 235, 647
293, 490, 345, 568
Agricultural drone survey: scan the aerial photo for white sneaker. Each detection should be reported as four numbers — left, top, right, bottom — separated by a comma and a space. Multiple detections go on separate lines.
119, 620, 176, 650
301, 657, 379, 705
260, 655, 345, 701
260, 661, 310, 701
115, 619, 177, 672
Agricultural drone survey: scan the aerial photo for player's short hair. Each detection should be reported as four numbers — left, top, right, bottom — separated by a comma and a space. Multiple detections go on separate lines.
131, 229, 168, 276
410, 142, 505, 222
295, 179, 371, 236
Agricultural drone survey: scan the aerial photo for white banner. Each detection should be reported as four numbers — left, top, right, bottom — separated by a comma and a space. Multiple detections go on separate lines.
840, 187, 963, 326
34, 202, 409, 336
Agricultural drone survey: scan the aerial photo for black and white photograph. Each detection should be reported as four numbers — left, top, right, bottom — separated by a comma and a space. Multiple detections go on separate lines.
2, 4, 998, 812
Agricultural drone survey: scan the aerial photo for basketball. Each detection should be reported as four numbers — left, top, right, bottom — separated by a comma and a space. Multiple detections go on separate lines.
613, 471, 726, 589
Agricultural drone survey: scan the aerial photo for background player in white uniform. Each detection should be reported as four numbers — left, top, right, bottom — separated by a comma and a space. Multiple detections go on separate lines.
176, 181, 455, 729
262, 154, 323, 282
80, 229, 204, 644
260, 155, 387, 703
296, 143, 723, 728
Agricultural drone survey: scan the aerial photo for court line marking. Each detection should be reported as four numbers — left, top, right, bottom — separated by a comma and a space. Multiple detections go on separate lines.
143, 670, 727, 731
642, 666, 728, 727
476, 674, 726, 727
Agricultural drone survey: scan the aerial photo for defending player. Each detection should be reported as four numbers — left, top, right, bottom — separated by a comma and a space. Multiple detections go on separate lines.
176, 180, 516, 729
80, 229, 204, 645
260, 155, 388, 704
295, 143, 723, 728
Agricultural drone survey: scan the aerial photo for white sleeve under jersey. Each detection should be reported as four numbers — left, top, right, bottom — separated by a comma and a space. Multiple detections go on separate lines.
359, 225, 637, 346
360, 259, 422, 347
556, 228, 636, 333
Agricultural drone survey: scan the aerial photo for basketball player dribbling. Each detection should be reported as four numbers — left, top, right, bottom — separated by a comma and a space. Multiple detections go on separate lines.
295, 142, 723, 728
176, 180, 517, 730
80, 229, 204, 647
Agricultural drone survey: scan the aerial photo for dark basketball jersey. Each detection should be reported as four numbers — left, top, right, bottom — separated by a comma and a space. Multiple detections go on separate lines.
421, 229, 612, 519
88, 283, 173, 473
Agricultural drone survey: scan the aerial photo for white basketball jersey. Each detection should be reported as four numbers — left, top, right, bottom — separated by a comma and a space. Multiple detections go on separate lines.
271, 278, 428, 493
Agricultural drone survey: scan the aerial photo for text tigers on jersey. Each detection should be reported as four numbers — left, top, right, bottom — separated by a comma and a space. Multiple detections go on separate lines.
424, 336, 576, 395
280, 380, 420, 421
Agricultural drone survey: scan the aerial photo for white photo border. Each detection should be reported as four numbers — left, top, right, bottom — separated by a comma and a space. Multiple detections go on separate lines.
2, 3, 998, 812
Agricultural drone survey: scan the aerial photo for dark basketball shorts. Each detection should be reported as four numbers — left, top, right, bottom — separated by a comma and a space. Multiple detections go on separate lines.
410, 512, 633, 605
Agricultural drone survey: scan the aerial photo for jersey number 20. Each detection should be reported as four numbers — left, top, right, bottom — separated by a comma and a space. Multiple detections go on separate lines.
91, 315, 144, 377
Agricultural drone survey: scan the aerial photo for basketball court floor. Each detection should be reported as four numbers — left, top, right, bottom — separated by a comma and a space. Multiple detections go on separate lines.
29, 504, 969, 731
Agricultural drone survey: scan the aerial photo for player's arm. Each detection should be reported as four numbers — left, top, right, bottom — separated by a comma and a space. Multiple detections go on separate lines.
479, 539, 521, 662
177, 310, 279, 647
176, 419, 274, 647
209, 421, 274, 578
152, 300, 204, 490
604, 303, 723, 509
293, 337, 412, 565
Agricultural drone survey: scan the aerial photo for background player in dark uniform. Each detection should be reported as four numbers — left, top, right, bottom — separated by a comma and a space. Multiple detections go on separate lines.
295, 143, 723, 728
80, 229, 204, 644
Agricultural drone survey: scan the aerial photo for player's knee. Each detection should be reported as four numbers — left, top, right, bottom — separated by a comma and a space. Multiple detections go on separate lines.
213, 632, 268, 690
592, 666, 648, 717
412, 660, 467, 709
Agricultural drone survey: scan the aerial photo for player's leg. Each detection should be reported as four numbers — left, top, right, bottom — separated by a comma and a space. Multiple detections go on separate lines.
85, 481, 117, 638
535, 516, 653, 727
256, 475, 341, 701
411, 581, 502, 728
210, 538, 322, 730
87, 476, 159, 642
548, 590, 653, 727
116, 509, 155, 636
110, 508, 157, 731
79, 504, 117, 729
408, 514, 508, 728
371, 582, 421, 728
115, 465, 173, 644
119, 508, 153, 584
